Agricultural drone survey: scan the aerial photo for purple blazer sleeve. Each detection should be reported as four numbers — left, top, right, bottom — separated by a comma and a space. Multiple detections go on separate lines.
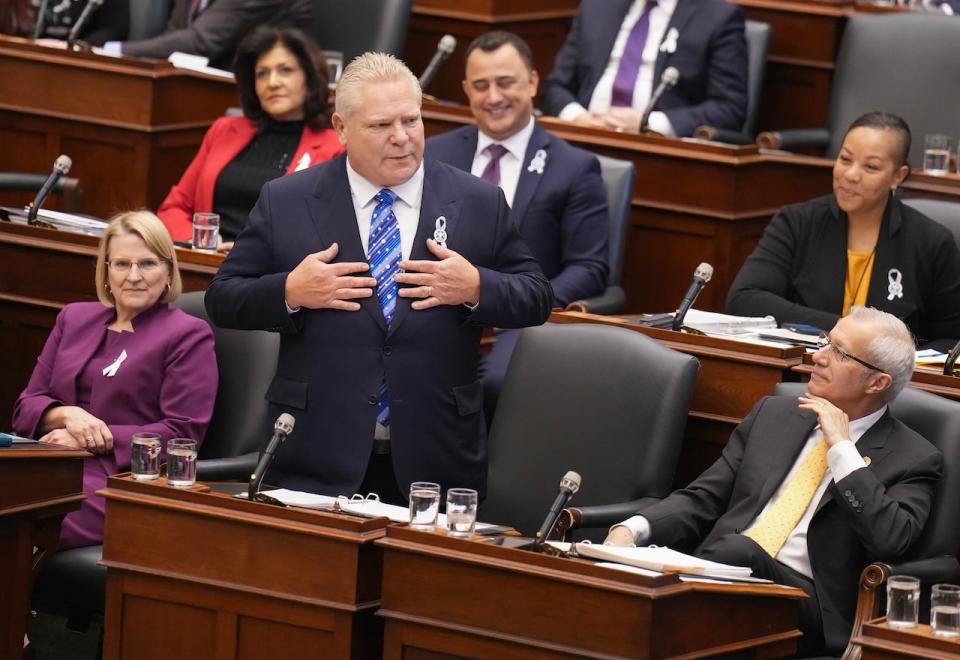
12, 310, 68, 438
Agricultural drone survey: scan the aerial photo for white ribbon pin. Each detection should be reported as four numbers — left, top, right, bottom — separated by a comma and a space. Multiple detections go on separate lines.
660, 28, 679, 54
102, 349, 128, 378
294, 153, 311, 172
433, 216, 447, 248
887, 268, 904, 301
527, 149, 547, 175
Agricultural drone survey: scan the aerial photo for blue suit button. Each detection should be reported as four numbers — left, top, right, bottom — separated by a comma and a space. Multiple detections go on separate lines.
383, 345, 393, 356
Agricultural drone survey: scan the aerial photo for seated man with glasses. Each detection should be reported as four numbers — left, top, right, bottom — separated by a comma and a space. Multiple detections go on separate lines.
605, 306, 942, 656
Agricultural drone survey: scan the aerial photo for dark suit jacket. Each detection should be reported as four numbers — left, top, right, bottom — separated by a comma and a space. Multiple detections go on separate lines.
205, 155, 553, 497
425, 122, 609, 307
639, 396, 942, 654
540, 0, 748, 137
726, 194, 960, 350
121, 0, 311, 70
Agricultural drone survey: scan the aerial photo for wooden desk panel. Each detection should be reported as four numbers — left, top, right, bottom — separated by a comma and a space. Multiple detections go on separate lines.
0, 36, 237, 218
0, 445, 86, 660
378, 526, 804, 658
100, 476, 386, 660
853, 618, 960, 660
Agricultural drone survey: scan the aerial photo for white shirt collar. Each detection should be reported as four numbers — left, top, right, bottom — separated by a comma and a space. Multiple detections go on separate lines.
828, 404, 888, 444
344, 157, 425, 209
475, 116, 536, 162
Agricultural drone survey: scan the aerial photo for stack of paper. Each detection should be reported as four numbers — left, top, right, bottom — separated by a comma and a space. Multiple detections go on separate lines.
572, 543, 753, 579
682, 309, 777, 336
916, 349, 948, 367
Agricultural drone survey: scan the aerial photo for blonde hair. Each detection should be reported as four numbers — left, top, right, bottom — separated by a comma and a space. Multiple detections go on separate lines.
95, 210, 182, 307
334, 51, 421, 118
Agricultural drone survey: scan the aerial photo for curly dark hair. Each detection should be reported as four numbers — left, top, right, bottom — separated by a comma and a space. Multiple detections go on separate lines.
233, 27, 332, 130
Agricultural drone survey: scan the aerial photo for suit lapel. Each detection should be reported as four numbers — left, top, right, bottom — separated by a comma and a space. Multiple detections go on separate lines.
814, 411, 894, 514
592, 0, 635, 97
865, 196, 903, 311
307, 157, 385, 331
510, 123, 550, 229
388, 161, 459, 335
753, 407, 819, 514
654, 0, 696, 79
453, 128, 479, 173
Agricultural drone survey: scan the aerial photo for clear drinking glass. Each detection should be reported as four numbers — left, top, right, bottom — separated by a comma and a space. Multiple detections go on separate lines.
445, 488, 478, 538
192, 212, 220, 251
886, 575, 920, 629
408, 481, 440, 531
931, 583, 960, 638
166, 438, 197, 488
131, 432, 161, 480
923, 134, 951, 176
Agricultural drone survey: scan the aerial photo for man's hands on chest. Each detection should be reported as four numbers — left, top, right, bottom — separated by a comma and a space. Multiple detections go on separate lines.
284, 243, 377, 311
397, 239, 481, 310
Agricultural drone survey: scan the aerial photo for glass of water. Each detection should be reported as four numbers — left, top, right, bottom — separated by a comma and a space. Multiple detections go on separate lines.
192, 212, 220, 251
886, 575, 920, 628
131, 432, 161, 480
923, 134, 951, 176
445, 488, 478, 538
931, 583, 960, 638
408, 481, 440, 531
166, 438, 197, 488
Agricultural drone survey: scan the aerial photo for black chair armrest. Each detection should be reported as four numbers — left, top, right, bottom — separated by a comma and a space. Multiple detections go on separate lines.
560, 497, 662, 533
565, 286, 626, 315
883, 555, 960, 584
756, 128, 831, 152
197, 451, 258, 482
692, 126, 755, 146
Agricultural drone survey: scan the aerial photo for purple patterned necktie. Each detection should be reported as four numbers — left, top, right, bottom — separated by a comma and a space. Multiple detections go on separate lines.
611, 0, 659, 107
368, 189, 401, 428
480, 144, 509, 186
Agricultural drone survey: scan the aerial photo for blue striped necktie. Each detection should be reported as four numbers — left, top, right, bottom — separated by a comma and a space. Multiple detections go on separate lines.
368, 189, 401, 427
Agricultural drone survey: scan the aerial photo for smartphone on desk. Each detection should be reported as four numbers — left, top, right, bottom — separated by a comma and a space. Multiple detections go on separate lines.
782, 322, 823, 336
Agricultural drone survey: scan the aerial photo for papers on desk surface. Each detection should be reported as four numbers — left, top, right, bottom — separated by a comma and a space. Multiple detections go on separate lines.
260, 488, 508, 533
546, 541, 770, 583
682, 309, 777, 335
168, 52, 235, 79
4, 207, 108, 236
916, 349, 948, 366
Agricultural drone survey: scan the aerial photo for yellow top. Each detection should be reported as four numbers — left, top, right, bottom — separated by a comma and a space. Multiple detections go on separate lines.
843, 250, 875, 316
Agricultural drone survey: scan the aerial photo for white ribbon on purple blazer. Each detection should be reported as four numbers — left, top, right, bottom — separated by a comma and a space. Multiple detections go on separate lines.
102, 349, 127, 377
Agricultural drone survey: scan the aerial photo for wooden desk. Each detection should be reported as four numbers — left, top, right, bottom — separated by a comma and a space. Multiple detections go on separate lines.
99, 475, 387, 660
0, 444, 86, 660
423, 101, 835, 314
852, 618, 960, 659
377, 525, 805, 658
0, 36, 236, 218
550, 311, 806, 485
0, 220, 221, 430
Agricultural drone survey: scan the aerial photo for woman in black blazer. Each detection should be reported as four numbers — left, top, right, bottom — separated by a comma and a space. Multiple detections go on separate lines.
727, 112, 960, 350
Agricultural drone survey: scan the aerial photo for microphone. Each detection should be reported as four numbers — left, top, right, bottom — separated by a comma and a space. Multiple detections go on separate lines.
248, 413, 295, 500
418, 34, 457, 93
27, 154, 72, 225
640, 66, 679, 133
67, 0, 105, 50
672, 262, 714, 331
533, 471, 582, 547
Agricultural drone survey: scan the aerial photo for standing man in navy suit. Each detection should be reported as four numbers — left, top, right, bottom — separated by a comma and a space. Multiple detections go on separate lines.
540, 0, 748, 137
426, 31, 609, 418
206, 52, 552, 503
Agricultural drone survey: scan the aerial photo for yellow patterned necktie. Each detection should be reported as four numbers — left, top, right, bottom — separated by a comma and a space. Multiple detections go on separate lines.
744, 440, 829, 557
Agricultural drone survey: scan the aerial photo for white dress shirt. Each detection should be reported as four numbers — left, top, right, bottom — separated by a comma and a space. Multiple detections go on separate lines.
470, 117, 536, 207
618, 405, 887, 579
558, 0, 678, 137
346, 159, 423, 262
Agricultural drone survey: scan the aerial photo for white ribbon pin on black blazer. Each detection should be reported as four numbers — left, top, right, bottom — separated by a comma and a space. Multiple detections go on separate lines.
887, 268, 904, 301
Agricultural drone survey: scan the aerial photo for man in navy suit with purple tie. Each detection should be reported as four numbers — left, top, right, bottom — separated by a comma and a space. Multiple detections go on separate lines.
206, 52, 552, 503
540, 0, 748, 137
426, 31, 609, 418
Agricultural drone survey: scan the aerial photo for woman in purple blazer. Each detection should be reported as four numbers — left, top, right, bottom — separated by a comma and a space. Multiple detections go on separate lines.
13, 211, 218, 549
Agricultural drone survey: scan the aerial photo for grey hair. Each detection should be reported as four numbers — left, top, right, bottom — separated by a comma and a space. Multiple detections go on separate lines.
334, 52, 421, 118
848, 306, 916, 401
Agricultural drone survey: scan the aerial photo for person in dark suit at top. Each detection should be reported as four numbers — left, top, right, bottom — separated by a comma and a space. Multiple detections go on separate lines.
101, 0, 311, 71
426, 30, 608, 418
205, 52, 553, 504
606, 306, 941, 656
540, 0, 748, 137
158, 26, 343, 249
727, 112, 960, 351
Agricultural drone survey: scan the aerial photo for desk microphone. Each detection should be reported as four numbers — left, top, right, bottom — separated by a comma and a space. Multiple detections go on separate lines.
248, 413, 295, 500
640, 66, 679, 132
67, 0, 105, 50
418, 34, 457, 93
533, 471, 581, 547
672, 262, 714, 331
27, 154, 72, 225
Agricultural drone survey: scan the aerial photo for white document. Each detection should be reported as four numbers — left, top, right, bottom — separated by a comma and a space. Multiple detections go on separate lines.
168, 52, 235, 80
572, 543, 753, 578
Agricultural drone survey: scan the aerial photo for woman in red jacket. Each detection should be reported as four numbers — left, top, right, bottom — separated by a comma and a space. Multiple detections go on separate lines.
158, 26, 343, 249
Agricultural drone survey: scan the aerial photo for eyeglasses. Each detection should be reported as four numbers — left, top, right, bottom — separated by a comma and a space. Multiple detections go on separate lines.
106, 258, 163, 273
816, 333, 887, 374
